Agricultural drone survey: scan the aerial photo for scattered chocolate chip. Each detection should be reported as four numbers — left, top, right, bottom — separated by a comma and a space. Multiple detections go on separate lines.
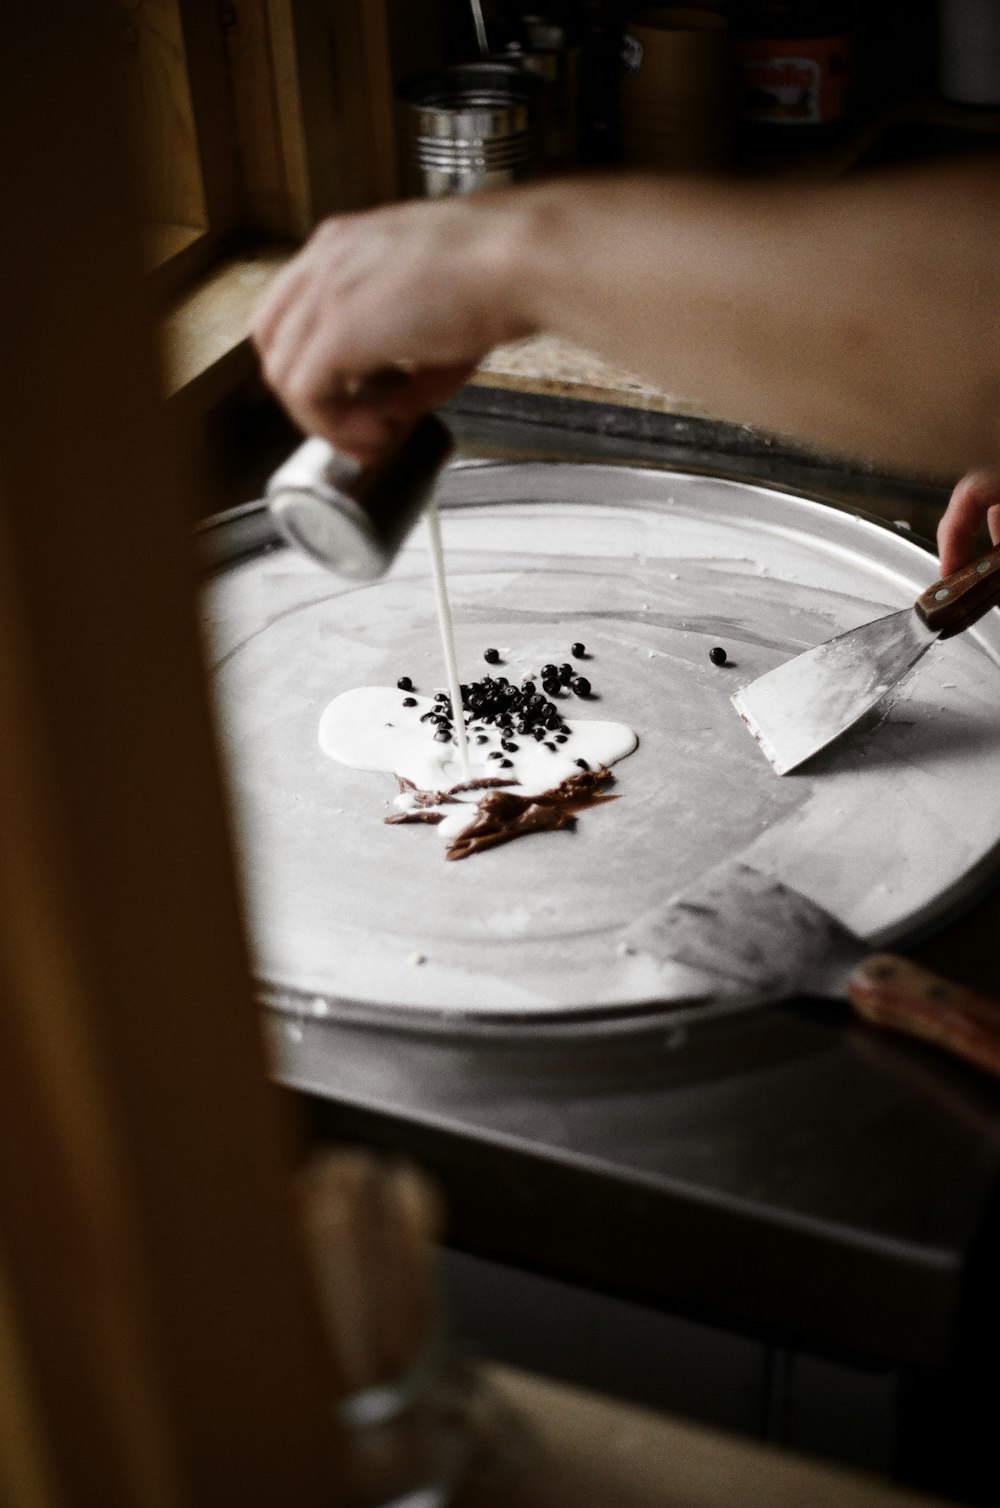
570, 676, 591, 698
484, 648, 501, 664
402, 696, 417, 707
571, 642, 586, 658
710, 646, 728, 666
498, 758, 514, 768
397, 676, 413, 691
575, 758, 590, 770
433, 729, 452, 743
501, 740, 519, 752
558, 663, 574, 684
555, 734, 569, 744
488, 751, 504, 761
475, 734, 489, 745
521, 680, 536, 697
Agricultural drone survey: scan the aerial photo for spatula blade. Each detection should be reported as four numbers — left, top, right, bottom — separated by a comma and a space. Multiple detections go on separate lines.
732, 608, 938, 775
623, 861, 866, 1004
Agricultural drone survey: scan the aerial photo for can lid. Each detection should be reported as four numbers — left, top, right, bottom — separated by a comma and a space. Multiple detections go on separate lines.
269, 487, 386, 581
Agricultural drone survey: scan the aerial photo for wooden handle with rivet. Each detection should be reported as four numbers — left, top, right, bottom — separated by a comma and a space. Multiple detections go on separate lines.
848, 955, 1000, 1079
915, 542, 1000, 639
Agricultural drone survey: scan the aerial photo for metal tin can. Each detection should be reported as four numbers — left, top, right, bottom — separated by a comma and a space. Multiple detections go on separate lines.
396, 63, 542, 199
266, 414, 454, 581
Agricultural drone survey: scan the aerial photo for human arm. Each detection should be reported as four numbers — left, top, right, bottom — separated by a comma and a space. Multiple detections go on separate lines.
253, 158, 1000, 477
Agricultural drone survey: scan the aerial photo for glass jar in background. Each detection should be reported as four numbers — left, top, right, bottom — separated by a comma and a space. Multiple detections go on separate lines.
731, 0, 857, 148
488, 11, 583, 168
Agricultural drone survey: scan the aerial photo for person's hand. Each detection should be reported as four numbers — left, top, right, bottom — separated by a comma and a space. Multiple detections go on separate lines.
938, 471, 1000, 576
251, 194, 534, 462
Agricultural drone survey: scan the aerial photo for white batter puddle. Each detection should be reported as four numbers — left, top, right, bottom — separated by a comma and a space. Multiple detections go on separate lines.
317, 500, 638, 852
319, 682, 637, 832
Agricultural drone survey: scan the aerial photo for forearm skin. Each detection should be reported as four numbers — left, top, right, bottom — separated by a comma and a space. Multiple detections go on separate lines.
505, 161, 1000, 479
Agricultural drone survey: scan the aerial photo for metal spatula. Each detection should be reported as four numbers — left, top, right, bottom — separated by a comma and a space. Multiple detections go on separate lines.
623, 860, 1000, 1079
733, 542, 1000, 774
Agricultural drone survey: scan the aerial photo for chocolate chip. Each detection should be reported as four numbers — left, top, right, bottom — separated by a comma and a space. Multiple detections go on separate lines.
402, 696, 417, 707
498, 758, 513, 768
575, 758, 590, 770
433, 729, 451, 743
570, 677, 591, 698
397, 676, 413, 691
571, 642, 586, 658
710, 646, 728, 666
558, 663, 574, 683
484, 648, 501, 664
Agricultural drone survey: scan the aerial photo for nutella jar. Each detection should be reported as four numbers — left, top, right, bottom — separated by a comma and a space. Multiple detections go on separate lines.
732, 1, 856, 146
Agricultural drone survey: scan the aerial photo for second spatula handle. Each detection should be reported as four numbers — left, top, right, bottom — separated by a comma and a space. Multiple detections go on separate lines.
849, 955, 1000, 1079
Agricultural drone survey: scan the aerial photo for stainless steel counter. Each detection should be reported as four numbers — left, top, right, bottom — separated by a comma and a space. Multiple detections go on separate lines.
252, 389, 999, 1503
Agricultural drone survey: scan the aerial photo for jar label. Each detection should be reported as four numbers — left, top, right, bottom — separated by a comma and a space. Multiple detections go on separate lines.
733, 35, 853, 125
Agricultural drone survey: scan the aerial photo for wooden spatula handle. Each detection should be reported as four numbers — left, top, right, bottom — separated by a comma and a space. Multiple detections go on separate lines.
915, 543, 1000, 639
848, 955, 1000, 1079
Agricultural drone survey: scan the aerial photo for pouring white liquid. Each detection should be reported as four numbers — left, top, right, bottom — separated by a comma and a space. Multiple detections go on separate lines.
423, 497, 471, 781
317, 498, 638, 825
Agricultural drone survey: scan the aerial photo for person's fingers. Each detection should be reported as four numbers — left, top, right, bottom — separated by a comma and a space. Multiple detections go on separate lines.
937, 470, 1000, 575
367, 365, 476, 424
251, 254, 315, 355
256, 297, 325, 402
279, 364, 476, 463
250, 199, 503, 456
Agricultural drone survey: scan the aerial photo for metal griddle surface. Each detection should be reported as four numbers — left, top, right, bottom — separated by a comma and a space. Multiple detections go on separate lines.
203, 463, 1000, 1023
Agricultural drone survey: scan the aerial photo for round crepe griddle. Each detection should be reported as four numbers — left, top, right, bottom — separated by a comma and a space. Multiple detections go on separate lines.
203, 463, 1000, 1022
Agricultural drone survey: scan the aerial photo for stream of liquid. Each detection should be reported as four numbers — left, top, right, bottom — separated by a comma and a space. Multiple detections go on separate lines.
317, 498, 638, 805
423, 497, 472, 781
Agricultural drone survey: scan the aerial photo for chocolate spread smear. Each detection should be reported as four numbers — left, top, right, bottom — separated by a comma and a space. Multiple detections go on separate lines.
388, 775, 519, 810
386, 768, 618, 860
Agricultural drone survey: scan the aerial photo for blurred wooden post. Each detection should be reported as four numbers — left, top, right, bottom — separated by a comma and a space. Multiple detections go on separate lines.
0, 8, 344, 1505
